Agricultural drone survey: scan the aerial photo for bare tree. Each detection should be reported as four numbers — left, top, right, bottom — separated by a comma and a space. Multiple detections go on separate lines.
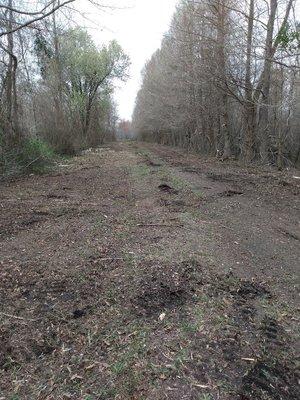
133, 0, 299, 167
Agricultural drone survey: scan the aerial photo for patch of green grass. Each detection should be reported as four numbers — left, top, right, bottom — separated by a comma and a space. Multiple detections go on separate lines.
173, 347, 190, 371
118, 213, 137, 227
181, 320, 198, 334
110, 324, 149, 381
189, 209, 203, 218
192, 188, 204, 198
131, 164, 152, 178
87, 387, 117, 400
111, 358, 129, 375
170, 175, 189, 190
181, 304, 204, 336
123, 251, 137, 269
115, 230, 130, 240
92, 215, 108, 230
105, 287, 119, 305
199, 395, 213, 400
136, 148, 151, 158
179, 211, 203, 224
157, 166, 203, 197
157, 167, 188, 190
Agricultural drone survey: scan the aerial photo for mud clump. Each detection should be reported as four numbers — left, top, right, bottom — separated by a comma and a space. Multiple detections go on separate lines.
146, 159, 162, 167
239, 360, 300, 400
260, 316, 285, 348
73, 309, 86, 319
131, 261, 201, 317
234, 281, 271, 300
20, 216, 44, 227
218, 190, 243, 197
133, 283, 188, 316
208, 275, 271, 302
158, 184, 179, 195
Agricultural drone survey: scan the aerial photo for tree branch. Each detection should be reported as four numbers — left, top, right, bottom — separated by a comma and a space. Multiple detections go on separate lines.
0, 1, 54, 16
0, 0, 75, 37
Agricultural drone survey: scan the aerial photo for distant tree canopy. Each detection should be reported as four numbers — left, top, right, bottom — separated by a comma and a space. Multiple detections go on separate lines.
0, 0, 130, 174
33, 28, 129, 150
133, 0, 300, 168
117, 120, 134, 139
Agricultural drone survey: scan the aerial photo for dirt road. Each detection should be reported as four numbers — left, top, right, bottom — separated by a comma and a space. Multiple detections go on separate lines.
0, 142, 299, 399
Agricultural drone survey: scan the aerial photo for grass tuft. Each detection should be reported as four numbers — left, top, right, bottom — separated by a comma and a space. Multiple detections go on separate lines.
0, 137, 57, 177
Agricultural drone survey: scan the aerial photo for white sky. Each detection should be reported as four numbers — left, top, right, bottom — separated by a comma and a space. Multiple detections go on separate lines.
77, 0, 179, 121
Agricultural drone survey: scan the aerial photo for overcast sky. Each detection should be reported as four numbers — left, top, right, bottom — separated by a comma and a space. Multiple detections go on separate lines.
77, 0, 179, 121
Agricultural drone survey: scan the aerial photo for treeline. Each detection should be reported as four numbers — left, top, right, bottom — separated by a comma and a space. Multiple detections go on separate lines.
0, 1, 129, 174
133, 0, 300, 168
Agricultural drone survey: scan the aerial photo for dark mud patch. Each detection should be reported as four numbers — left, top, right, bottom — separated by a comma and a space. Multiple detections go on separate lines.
140, 262, 297, 399
260, 316, 285, 348
212, 277, 271, 323
158, 184, 179, 195
208, 275, 271, 301
235, 281, 271, 300
30, 338, 56, 357
73, 309, 87, 319
239, 360, 300, 400
20, 215, 46, 227
131, 261, 200, 317
145, 159, 162, 167
218, 190, 243, 197
0, 329, 58, 370
133, 283, 188, 316
46, 193, 69, 200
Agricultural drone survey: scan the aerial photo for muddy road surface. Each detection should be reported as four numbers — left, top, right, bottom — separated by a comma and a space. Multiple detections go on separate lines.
0, 142, 299, 399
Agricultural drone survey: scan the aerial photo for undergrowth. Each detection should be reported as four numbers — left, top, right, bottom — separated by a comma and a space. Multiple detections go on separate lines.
0, 137, 57, 177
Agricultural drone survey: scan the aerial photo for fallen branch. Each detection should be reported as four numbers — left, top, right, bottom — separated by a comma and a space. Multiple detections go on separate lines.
137, 223, 184, 228
22, 156, 42, 170
0, 312, 36, 322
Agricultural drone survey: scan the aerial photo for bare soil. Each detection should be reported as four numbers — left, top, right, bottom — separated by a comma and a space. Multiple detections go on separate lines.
0, 142, 299, 400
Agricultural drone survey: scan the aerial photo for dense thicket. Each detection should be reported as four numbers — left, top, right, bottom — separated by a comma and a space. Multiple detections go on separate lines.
0, 0, 129, 174
133, 0, 300, 168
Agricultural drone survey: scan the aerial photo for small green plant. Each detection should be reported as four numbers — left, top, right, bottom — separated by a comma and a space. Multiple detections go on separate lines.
111, 359, 129, 375
1, 137, 56, 176
18, 138, 56, 173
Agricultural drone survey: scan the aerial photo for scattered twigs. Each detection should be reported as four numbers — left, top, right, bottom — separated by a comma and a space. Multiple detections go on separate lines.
0, 312, 36, 322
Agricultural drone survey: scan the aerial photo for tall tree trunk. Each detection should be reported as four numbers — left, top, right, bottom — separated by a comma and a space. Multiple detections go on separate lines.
258, 0, 277, 163
242, 0, 256, 162
52, 1, 64, 112
215, 0, 232, 158
4, 0, 20, 145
